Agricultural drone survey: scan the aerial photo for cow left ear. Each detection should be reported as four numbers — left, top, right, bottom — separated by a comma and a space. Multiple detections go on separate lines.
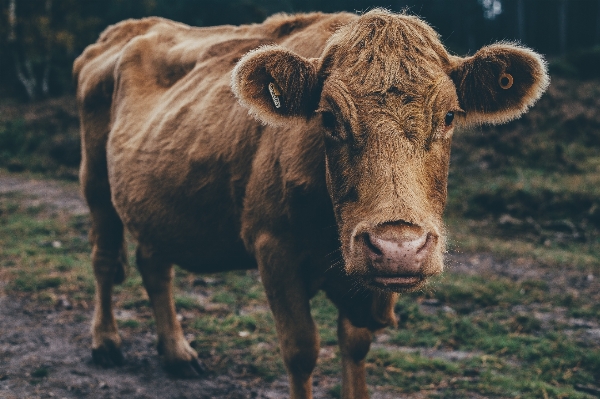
231, 45, 320, 126
450, 43, 549, 126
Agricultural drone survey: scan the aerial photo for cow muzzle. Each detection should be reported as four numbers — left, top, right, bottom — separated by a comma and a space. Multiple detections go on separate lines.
355, 222, 441, 291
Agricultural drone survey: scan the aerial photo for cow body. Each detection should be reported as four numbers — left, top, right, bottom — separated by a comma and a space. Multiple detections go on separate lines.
75, 10, 548, 398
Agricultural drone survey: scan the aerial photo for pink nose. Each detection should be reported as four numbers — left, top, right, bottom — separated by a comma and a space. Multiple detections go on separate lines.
363, 230, 436, 275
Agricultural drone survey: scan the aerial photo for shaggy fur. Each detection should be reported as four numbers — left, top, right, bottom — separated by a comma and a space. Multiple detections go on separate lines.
74, 9, 548, 399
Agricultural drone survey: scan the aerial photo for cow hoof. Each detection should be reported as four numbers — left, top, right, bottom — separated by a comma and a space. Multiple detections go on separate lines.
165, 358, 207, 378
92, 341, 124, 367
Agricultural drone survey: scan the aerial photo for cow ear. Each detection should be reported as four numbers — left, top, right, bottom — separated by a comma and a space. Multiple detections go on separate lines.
231, 45, 320, 125
450, 43, 549, 126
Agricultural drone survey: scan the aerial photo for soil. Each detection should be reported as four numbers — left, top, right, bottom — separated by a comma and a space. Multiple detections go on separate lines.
0, 174, 598, 399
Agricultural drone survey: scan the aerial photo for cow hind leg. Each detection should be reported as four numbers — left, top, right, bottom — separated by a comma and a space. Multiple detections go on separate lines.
86, 193, 128, 367
136, 245, 205, 377
79, 91, 128, 367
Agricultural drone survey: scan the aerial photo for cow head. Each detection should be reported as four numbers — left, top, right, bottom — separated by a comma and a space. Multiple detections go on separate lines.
232, 9, 548, 292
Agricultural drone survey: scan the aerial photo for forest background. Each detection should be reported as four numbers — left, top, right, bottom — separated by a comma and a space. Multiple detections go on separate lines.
1, 0, 600, 101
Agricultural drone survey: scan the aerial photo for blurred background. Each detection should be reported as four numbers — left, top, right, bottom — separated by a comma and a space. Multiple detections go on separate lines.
1, 0, 600, 100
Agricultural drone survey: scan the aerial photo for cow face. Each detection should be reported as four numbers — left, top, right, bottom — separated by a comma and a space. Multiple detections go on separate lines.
232, 9, 548, 292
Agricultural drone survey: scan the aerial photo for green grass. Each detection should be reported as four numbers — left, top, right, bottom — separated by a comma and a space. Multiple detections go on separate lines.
0, 194, 95, 299
1, 180, 599, 397
30, 367, 49, 379
445, 165, 600, 270
389, 273, 600, 397
0, 97, 80, 177
118, 319, 141, 328
174, 295, 200, 309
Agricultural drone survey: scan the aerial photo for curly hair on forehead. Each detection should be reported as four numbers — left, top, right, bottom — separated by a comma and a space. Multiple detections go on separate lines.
319, 8, 452, 93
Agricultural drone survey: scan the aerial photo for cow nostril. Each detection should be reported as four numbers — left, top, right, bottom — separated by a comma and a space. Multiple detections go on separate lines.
363, 234, 382, 256
416, 233, 436, 255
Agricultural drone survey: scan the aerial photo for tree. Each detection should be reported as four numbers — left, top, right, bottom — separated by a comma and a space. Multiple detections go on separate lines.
559, 0, 568, 55
7, 0, 54, 100
517, 0, 525, 42
1, 0, 109, 100
596, 0, 600, 44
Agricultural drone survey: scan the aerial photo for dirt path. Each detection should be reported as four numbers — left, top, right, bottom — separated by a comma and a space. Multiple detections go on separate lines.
0, 174, 411, 399
0, 174, 305, 399
0, 174, 598, 399
0, 174, 87, 215
0, 295, 299, 399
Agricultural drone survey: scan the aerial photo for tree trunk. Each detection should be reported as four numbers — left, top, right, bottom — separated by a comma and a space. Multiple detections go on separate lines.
41, 63, 50, 97
466, 0, 474, 52
596, 0, 600, 45
8, 0, 16, 42
558, 0, 568, 55
10, 0, 37, 100
517, 0, 525, 42
42, 0, 53, 97
8, 0, 37, 100
10, 0, 54, 100
15, 60, 37, 100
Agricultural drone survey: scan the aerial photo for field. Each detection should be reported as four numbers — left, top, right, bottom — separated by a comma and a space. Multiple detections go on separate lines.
0, 74, 599, 398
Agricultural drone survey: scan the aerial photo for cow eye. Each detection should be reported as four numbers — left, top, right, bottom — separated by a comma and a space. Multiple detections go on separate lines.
444, 111, 454, 126
322, 111, 336, 130
320, 110, 349, 142
321, 111, 344, 141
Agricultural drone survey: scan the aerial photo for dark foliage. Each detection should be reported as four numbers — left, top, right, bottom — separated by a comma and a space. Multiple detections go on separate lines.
1, 0, 600, 100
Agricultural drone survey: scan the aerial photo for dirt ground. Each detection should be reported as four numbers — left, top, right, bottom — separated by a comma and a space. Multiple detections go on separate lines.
0, 174, 598, 399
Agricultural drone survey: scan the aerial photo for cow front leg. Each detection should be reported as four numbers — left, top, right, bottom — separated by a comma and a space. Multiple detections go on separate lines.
255, 233, 319, 399
136, 245, 205, 377
338, 314, 373, 399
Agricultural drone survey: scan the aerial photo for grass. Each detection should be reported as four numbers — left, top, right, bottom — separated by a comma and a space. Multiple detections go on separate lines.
387, 273, 600, 397
0, 192, 598, 398
0, 97, 80, 178
0, 193, 95, 300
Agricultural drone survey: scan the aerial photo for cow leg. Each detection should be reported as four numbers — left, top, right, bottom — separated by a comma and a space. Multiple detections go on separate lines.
88, 206, 127, 367
338, 314, 373, 399
136, 245, 205, 377
88, 212, 127, 366
81, 159, 127, 367
255, 233, 319, 399
325, 279, 397, 399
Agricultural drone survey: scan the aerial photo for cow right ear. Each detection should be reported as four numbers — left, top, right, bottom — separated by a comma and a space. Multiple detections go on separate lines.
231, 45, 321, 125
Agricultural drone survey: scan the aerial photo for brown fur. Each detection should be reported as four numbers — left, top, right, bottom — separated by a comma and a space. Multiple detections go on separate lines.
74, 9, 548, 398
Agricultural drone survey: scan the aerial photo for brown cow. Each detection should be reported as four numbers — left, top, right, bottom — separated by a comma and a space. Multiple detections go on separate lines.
74, 9, 548, 399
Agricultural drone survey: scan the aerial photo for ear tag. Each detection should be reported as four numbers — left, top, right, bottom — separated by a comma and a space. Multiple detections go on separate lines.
499, 73, 514, 90
268, 82, 282, 109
